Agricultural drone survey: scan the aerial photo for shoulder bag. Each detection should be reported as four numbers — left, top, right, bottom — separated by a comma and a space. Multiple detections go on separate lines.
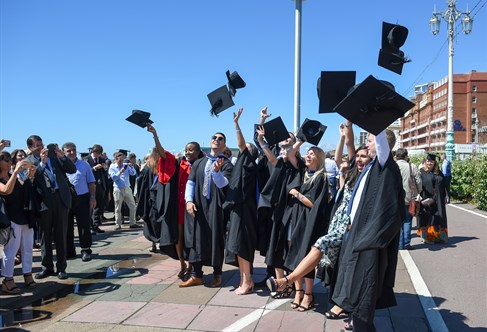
408, 163, 421, 217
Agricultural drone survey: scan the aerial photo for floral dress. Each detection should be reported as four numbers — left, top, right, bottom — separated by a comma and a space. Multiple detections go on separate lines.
313, 185, 352, 268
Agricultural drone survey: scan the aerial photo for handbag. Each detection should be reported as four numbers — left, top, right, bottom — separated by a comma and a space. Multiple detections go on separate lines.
408, 163, 421, 216
0, 197, 12, 245
421, 197, 436, 209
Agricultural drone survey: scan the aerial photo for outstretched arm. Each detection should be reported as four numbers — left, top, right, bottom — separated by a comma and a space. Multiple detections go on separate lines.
286, 138, 304, 170
234, 108, 246, 152
256, 125, 278, 166
147, 123, 166, 159
344, 120, 355, 160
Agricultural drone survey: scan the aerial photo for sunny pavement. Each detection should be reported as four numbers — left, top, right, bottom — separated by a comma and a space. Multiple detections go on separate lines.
2, 217, 429, 332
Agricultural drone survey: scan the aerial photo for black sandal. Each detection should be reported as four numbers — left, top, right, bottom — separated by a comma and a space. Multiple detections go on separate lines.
325, 308, 349, 320
266, 276, 288, 293
24, 273, 37, 289
291, 289, 304, 309
297, 293, 315, 312
2, 278, 21, 294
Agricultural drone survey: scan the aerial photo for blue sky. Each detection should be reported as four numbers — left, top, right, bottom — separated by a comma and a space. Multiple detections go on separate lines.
1, 0, 486, 159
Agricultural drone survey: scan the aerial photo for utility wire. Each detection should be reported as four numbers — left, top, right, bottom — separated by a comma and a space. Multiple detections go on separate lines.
401, 0, 486, 97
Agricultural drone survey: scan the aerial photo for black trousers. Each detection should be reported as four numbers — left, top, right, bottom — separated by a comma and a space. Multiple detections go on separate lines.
39, 192, 69, 273
67, 193, 93, 255
91, 185, 106, 226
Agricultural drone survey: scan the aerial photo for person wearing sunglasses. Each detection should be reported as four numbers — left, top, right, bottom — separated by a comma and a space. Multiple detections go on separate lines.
180, 131, 234, 288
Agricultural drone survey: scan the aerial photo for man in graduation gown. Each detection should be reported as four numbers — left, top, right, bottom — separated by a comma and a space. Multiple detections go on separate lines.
180, 132, 234, 288
331, 129, 405, 331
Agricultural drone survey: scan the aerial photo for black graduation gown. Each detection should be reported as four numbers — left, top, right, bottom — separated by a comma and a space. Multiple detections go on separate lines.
284, 171, 331, 275
184, 156, 233, 267
331, 152, 405, 324
417, 169, 448, 230
136, 163, 179, 260
262, 158, 303, 269
224, 148, 259, 266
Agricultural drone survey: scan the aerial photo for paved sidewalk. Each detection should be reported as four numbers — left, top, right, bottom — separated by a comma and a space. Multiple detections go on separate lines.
1, 216, 430, 332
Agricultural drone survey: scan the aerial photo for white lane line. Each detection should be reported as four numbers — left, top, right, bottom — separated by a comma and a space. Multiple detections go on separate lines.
448, 204, 487, 219
400, 250, 449, 332
221, 298, 289, 332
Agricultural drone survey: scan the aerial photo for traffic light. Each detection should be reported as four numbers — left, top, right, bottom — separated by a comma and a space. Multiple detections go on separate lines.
378, 22, 411, 75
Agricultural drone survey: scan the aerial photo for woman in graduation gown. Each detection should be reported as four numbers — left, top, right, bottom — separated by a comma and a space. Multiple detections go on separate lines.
224, 108, 260, 295
283, 145, 331, 312
256, 124, 302, 298
136, 124, 204, 278
417, 153, 448, 243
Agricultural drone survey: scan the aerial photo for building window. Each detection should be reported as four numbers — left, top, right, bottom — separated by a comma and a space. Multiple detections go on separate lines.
472, 133, 476, 143
472, 85, 477, 92
472, 96, 477, 103
472, 108, 477, 115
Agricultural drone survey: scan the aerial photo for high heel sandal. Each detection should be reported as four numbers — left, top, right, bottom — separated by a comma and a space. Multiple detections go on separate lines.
236, 273, 254, 295
297, 293, 315, 312
266, 276, 288, 293
24, 273, 37, 289
291, 289, 304, 309
2, 278, 21, 294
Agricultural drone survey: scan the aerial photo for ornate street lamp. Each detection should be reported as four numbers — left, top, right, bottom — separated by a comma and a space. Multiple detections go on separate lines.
430, 0, 473, 161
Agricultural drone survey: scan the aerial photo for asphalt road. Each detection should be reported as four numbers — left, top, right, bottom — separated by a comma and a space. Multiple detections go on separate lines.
407, 203, 487, 331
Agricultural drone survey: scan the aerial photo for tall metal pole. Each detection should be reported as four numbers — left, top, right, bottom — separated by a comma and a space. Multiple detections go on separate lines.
446, 10, 455, 161
293, 0, 302, 133
430, 0, 473, 161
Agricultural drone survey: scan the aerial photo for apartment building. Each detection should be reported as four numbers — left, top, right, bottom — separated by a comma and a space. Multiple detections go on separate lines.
400, 70, 487, 154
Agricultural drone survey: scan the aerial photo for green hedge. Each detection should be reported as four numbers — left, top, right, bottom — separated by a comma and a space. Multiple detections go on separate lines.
408, 154, 487, 211
451, 154, 487, 211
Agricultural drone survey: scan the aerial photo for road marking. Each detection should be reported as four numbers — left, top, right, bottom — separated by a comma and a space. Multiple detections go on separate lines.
400, 250, 449, 332
448, 204, 487, 219
221, 298, 289, 332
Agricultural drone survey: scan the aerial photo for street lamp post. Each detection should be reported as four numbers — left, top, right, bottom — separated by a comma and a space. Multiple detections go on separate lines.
292, 0, 305, 133
430, 0, 473, 161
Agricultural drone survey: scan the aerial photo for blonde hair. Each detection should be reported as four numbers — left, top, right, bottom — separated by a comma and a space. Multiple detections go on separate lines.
303, 147, 327, 185
147, 148, 159, 174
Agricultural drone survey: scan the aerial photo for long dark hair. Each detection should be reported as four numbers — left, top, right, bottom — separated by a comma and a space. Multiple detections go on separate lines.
344, 145, 368, 190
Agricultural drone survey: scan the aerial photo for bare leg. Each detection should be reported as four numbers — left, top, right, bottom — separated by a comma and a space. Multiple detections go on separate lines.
298, 277, 315, 311
235, 256, 254, 295
286, 247, 322, 284
291, 278, 304, 308
176, 224, 186, 271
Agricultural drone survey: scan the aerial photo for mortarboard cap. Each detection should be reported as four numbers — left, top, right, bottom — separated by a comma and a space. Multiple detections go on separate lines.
378, 22, 411, 75
80, 152, 89, 159
333, 75, 415, 135
207, 85, 235, 116
118, 149, 129, 156
317, 71, 356, 113
262, 116, 290, 146
296, 118, 327, 146
226, 70, 246, 97
125, 109, 154, 128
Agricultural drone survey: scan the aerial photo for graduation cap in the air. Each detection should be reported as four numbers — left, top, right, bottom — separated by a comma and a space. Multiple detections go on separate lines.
378, 22, 411, 75
125, 109, 154, 128
118, 149, 130, 156
262, 116, 290, 146
207, 70, 246, 116
226, 70, 246, 97
296, 119, 327, 146
207, 85, 235, 116
317, 71, 356, 113
333, 75, 415, 135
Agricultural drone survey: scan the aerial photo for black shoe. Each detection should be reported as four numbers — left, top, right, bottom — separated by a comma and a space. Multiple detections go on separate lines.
129, 224, 143, 229
57, 271, 68, 280
93, 226, 105, 234
67, 253, 77, 260
35, 270, 55, 279
82, 252, 92, 262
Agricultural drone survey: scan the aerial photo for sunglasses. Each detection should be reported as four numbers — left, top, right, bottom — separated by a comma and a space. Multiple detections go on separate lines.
212, 136, 225, 142
0, 156, 11, 162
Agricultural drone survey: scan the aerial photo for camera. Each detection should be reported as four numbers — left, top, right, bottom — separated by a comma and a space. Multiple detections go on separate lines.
123, 159, 130, 166
47, 143, 57, 158
1, 139, 10, 147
